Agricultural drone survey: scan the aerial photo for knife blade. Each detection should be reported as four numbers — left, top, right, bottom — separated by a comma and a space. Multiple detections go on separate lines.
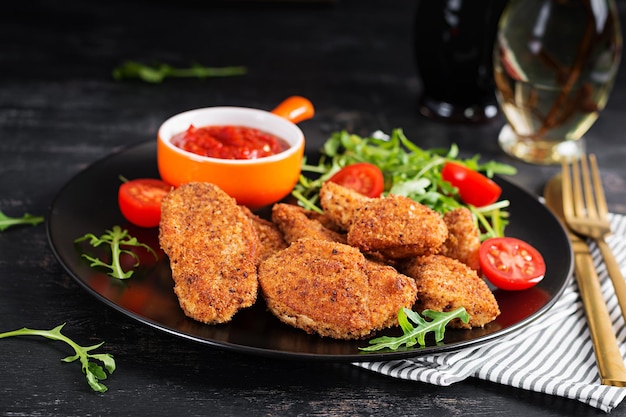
544, 174, 626, 386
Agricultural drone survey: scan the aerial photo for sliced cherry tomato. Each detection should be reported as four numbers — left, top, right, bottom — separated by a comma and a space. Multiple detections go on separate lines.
441, 162, 502, 207
479, 237, 546, 291
118, 179, 172, 228
327, 162, 384, 198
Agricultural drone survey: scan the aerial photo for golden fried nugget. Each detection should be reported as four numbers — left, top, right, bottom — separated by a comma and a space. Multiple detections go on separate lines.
258, 239, 417, 339
240, 205, 288, 261
272, 203, 347, 244
347, 194, 448, 259
439, 207, 482, 272
363, 259, 418, 330
159, 182, 259, 324
319, 181, 370, 230
402, 254, 500, 329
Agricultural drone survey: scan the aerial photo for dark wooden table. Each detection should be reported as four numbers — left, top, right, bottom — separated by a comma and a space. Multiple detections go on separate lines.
2, 1, 625, 415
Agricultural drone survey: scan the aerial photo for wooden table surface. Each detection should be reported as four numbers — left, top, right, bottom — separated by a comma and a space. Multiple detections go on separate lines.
2, 1, 626, 415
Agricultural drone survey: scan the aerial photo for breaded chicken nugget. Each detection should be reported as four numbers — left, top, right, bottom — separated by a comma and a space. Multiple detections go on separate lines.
364, 259, 418, 330
401, 254, 500, 329
439, 207, 482, 272
272, 203, 347, 244
347, 194, 448, 259
240, 205, 288, 261
319, 181, 370, 230
258, 239, 417, 339
159, 182, 259, 324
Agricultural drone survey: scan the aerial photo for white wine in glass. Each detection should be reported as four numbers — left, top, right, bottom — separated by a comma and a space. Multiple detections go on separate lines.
493, 0, 622, 164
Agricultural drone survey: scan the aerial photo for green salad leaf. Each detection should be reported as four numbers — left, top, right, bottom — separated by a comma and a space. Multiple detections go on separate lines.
292, 129, 516, 239
75, 225, 158, 279
360, 307, 469, 352
0, 323, 115, 392
0, 210, 44, 231
112, 61, 247, 83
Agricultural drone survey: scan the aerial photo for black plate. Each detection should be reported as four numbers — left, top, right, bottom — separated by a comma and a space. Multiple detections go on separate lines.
46, 141, 573, 361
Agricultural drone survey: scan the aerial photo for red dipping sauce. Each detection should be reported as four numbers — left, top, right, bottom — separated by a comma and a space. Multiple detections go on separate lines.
170, 125, 290, 160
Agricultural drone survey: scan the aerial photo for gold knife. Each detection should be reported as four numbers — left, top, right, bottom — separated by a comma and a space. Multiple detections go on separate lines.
544, 174, 626, 386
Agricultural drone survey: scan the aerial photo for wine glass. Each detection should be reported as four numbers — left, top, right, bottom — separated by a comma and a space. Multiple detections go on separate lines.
493, 0, 622, 165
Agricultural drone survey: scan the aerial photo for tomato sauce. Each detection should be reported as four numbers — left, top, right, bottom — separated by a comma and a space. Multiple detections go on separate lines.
170, 125, 290, 160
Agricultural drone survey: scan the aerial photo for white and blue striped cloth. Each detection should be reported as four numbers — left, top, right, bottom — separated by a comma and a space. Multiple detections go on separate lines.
355, 213, 626, 413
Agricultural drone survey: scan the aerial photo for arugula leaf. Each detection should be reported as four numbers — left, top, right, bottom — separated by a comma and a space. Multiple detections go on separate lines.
112, 61, 247, 83
0, 210, 44, 231
292, 129, 516, 238
75, 225, 158, 279
359, 307, 469, 352
0, 323, 115, 392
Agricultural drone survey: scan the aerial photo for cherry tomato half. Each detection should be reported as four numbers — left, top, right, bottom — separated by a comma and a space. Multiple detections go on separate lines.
479, 237, 546, 291
118, 179, 172, 228
327, 162, 385, 198
441, 162, 502, 207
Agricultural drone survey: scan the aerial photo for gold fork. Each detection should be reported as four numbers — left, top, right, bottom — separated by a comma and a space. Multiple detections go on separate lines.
561, 154, 626, 322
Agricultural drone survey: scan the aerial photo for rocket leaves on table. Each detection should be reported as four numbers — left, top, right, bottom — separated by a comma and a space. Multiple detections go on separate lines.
0, 323, 115, 393
112, 61, 247, 83
360, 307, 470, 352
292, 129, 517, 239
0, 210, 44, 231
74, 225, 158, 279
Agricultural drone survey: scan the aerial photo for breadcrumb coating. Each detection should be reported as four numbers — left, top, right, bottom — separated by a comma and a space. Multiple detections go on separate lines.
347, 194, 448, 259
159, 182, 259, 324
272, 203, 347, 244
439, 207, 482, 272
240, 205, 288, 261
159, 180, 501, 336
258, 239, 417, 339
401, 254, 500, 329
319, 181, 370, 230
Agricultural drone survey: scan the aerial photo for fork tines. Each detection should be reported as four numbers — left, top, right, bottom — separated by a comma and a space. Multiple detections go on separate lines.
561, 154, 611, 236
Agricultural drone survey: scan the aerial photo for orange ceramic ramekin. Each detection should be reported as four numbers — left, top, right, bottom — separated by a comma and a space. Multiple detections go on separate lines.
157, 96, 314, 209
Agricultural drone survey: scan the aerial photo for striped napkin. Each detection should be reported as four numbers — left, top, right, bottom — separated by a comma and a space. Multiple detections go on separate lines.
354, 212, 626, 413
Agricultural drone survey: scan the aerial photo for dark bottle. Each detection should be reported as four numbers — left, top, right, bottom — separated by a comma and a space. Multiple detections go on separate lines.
414, 0, 507, 124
